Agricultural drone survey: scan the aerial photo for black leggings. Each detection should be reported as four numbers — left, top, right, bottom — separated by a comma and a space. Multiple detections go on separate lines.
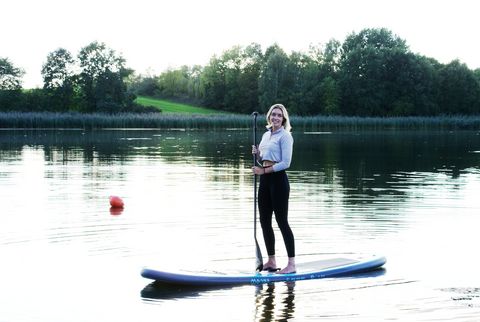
258, 170, 295, 258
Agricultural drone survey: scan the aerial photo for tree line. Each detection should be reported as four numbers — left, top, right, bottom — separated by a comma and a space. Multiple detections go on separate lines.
2, 28, 480, 116
0, 41, 153, 113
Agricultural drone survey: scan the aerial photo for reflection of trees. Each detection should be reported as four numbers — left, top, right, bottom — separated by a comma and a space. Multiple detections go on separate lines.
0, 129, 252, 185
140, 282, 235, 300
2, 129, 479, 196
293, 131, 480, 202
255, 282, 295, 322
0, 129, 248, 165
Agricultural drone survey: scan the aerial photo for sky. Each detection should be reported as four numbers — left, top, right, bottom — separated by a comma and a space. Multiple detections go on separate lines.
2, 0, 479, 88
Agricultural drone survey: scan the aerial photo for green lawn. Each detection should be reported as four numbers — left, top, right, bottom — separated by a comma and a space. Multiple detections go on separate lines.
135, 96, 224, 114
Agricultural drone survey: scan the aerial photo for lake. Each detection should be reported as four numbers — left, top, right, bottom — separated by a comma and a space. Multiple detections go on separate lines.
1, 128, 479, 321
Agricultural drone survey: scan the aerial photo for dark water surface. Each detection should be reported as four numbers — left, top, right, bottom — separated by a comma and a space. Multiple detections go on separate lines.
1, 129, 480, 321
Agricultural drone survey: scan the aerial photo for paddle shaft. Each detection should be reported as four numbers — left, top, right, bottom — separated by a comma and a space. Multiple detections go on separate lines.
252, 112, 263, 272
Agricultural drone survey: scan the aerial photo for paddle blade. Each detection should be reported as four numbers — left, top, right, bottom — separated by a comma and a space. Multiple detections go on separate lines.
255, 241, 263, 272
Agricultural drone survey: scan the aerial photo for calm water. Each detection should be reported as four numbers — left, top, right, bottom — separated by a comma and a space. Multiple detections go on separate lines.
1, 129, 480, 321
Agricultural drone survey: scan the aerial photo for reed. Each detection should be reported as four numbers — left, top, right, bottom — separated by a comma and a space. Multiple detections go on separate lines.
1, 112, 480, 131
0, 112, 250, 130
291, 115, 480, 131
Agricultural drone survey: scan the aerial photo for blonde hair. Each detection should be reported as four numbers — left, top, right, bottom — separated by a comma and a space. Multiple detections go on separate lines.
266, 103, 292, 132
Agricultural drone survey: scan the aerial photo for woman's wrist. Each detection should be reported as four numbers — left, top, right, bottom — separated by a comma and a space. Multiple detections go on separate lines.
263, 165, 273, 174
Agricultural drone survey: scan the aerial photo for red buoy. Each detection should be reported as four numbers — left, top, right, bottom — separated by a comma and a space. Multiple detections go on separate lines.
109, 195, 124, 208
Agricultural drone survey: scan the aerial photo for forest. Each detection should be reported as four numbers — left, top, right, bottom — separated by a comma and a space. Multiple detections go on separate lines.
1, 28, 480, 116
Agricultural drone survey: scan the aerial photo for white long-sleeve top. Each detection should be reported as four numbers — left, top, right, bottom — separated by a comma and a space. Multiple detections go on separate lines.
258, 126, 293, 172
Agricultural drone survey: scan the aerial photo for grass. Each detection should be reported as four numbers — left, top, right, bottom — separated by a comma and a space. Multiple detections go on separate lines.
135, 96, 223, 114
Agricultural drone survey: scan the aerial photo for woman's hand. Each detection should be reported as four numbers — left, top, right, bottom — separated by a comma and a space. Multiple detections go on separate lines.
252, 166, 264, 175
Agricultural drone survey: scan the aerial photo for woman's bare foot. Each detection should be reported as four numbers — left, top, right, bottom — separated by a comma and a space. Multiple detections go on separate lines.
276, 257, 296, 274
262, 256, 277, 271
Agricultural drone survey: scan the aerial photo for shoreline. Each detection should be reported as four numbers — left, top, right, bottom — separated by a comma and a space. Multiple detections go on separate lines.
1, 111, 480, 131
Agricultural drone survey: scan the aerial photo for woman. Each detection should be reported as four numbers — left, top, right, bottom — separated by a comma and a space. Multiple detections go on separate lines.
252, 103, 296, 274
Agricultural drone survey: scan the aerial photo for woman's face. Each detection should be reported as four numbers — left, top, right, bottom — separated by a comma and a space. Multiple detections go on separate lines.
270, 107, 284, 129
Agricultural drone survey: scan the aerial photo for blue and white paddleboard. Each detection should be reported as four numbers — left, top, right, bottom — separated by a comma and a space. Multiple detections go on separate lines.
141, 255, 386, 286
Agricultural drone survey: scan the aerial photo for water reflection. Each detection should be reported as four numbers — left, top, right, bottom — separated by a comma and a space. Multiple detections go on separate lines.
0, 129, 251, 168
255, 282, 295, 322
109, 207, 124, 216
140, 282, 236, 301
2, 129, 479, 188
296, 131, 480, 199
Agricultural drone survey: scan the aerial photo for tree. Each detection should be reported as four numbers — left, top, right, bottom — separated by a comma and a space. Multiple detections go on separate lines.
258, 44, 290, 109
187, 65, 203, 102
158, 66, 191, 99
320, 76, 340, 115
237, 43, 263, 113
201, 54, 227, 109
0, 58, 24, 111
384, 53, 440, 116
127, 73, 160, 97
77, 41, 133, 112
283, 50, 317, 114
288, 44, 342, 115
474, 68, 480, 84
41, 48, 77, 111
437, 60, 480, 114
200, 43, 263, 112
222, 44, 263, 113
338, 28, 410, 116
42, 48, 75, 89
0, 57, 24, 90
220, 46, 243, 111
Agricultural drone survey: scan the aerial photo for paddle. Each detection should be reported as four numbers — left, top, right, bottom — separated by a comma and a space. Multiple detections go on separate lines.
252, 111, 263, 272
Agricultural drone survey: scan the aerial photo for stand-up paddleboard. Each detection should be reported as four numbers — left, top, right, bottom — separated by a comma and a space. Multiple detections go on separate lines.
141, 255, 386, 286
